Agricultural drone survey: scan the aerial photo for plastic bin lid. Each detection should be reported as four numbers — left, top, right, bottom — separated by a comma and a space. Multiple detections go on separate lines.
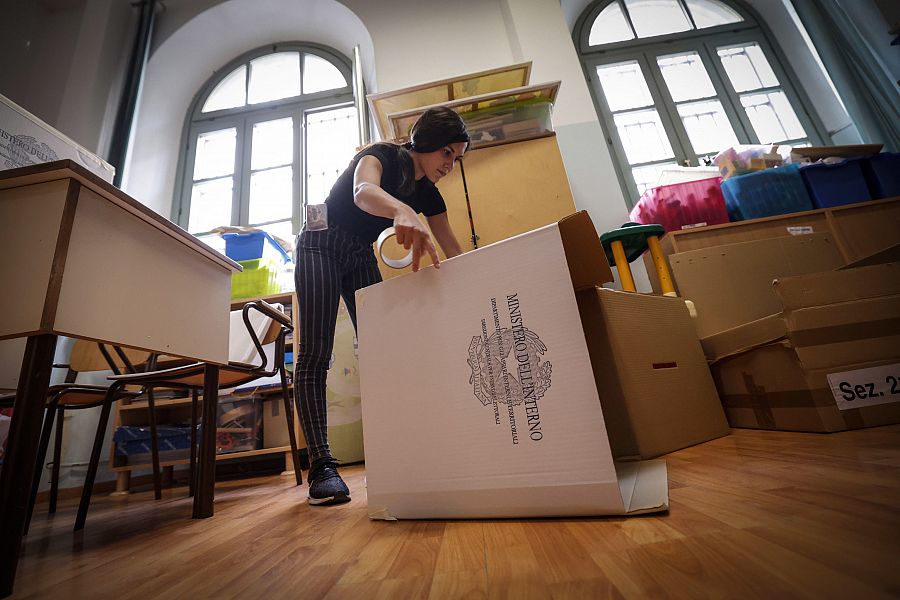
599, 222, 665, 265
222, 231, 291, 263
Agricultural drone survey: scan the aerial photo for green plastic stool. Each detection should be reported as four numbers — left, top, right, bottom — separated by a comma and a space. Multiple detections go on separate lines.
599, 222, 675, 295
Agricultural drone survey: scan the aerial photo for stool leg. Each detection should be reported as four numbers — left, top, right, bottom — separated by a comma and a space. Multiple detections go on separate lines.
75, 383, 120, 531
147, 388, 162, 500
48, 405, 64, 515
24, 403, 56, 535
647, 236, 676, 297
610, 240, 636, 292
189, 389, 198, 497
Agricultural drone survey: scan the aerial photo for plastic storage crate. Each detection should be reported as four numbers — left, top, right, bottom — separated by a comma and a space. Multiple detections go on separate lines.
800, 158, 871, 209
863, 152, 900, 199
222, 231, 291, 264
231, 258, 281, 300
629, 177, 729, 232
720, 164, 813, 221
463, 98, 553, 147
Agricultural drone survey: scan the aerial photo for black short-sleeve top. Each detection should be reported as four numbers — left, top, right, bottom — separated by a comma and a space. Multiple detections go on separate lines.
323, 143, 447, 244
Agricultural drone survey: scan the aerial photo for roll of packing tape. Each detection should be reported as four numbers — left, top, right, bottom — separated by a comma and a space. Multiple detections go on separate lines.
376, 227, 413, 269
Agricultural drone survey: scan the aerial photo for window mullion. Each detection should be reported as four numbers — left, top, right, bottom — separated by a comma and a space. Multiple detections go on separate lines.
294, 110, 304, 236
236, 117, 250, 227
680, 0, 698, 30
617, 0, 639, 40
696, 42, 755, 144
701, 39, 761, 144
640, 52, 695, 165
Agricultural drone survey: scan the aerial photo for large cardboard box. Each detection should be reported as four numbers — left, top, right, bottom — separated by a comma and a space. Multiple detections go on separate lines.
669, 232, 844, 338
0, 93, 115, 183
577, 288, 729, 459
357, 212, 668, 519
703, 262, 900, 432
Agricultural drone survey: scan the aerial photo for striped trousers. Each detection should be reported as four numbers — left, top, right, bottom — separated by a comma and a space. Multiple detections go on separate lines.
293, 224, 381, 462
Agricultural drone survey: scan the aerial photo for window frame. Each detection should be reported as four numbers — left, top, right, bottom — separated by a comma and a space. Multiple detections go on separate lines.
575, 0, 830, 207
173, 42, 355, 236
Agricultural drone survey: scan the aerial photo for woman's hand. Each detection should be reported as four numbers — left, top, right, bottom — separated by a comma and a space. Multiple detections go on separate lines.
393, 205, 440, 272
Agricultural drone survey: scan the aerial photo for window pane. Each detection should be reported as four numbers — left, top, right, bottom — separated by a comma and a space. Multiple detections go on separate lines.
632, 161, 677, 195
741, 91, 806, 142
596, 61, 654, 111
249, 166, 293, 224
718, 43, 779, 92
257, 220, 295, 248
589, 1, 634, 45
303, 54, 348, 94
305, 106, 359, 205
189, 177, 232, 233
193, 128, 236, 181
251, 117, 293, 170
685, 0, 743, 28
624, 0, 692, 37
677, 100, 739, 154
202, 65, 246, 113
657, 52, 716, 102
614, 109, 675, 163
248, 52, 301, 104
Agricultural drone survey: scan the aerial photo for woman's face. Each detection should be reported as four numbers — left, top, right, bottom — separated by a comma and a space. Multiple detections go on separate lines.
416, 142, 467, 183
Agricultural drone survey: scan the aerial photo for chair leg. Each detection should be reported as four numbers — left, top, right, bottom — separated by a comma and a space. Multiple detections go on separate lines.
49, 405, 64, 514
189, 389, 198, 497
280, 368, 302, 486
147, 388, 162, 500
75, 382, 120, 531
23, 402, 57, 535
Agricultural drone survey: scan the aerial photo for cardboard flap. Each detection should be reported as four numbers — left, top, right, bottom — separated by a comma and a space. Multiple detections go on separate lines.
774, 263, 900, 310
701, 314, 787, 362
615, 459, 669, 514
558, 211, 614, 290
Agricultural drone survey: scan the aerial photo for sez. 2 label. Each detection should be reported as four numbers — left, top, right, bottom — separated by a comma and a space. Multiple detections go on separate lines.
827, 363, 900, 411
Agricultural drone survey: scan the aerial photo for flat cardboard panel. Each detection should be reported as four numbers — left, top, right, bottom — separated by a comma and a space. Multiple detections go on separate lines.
578, 289, 728, 459
54, 186, 231, 363
669, 233, 844, 338
357, 214, 666, 519
0, 180, 68, 339
829, 199, 900, 262
774, 262, 900, 310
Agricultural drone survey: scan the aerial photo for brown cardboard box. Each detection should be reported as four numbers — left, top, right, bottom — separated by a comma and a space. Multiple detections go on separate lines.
577, 288, 729, 459
669, 233, 844, 338
703, 262, 900, 432
262, 398, 291, 448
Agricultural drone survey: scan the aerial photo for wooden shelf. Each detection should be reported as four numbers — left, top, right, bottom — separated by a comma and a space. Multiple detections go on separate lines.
110, 445, 294, 472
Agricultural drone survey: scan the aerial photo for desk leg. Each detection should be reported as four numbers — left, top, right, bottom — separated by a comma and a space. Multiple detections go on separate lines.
0, 334, 57, 598
192, 364, 219, 519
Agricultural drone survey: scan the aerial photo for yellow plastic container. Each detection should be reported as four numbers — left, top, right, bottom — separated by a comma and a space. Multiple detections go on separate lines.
231, 258, 281, 299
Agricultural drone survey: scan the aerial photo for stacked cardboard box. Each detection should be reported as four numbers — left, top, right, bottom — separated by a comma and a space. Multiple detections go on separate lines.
702, 262, 900, 432
357, 211, 728, 520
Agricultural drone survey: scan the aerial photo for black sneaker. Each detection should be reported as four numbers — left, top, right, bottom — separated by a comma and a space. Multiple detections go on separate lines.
307, 457, 350, 506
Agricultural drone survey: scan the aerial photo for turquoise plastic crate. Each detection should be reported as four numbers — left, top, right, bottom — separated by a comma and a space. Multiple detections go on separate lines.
720, 164, 813, 221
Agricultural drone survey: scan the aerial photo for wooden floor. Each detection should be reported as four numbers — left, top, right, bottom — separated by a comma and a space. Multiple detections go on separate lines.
10, 425, 900, 599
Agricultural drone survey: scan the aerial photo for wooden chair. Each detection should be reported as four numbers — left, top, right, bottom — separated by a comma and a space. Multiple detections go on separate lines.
0, 340, 158, 534
75, 300, 302, 530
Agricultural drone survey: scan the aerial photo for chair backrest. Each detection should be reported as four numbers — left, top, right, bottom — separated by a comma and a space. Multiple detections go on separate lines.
69, 340, 151, 374
228, 302, 286, 366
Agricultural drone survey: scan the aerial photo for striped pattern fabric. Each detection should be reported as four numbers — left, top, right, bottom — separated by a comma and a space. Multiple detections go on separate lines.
293, 224, 381, 461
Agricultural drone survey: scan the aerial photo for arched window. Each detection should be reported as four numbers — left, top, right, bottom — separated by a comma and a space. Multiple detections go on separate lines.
575, 0, 828, 205
174, 43, 359, 242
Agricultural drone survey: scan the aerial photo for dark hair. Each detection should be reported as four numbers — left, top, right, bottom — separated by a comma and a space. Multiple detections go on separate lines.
353, 107, 469, 196
407, 107, 470, 153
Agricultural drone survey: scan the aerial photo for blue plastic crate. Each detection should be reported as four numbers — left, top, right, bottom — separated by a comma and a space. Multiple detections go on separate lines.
863, 152, 900, 199
720, 164, 813, 221
222, 231, 291, 264
800, 158, 872, 209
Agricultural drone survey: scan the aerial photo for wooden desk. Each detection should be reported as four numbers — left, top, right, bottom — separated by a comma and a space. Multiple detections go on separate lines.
0, 160, 241, 597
